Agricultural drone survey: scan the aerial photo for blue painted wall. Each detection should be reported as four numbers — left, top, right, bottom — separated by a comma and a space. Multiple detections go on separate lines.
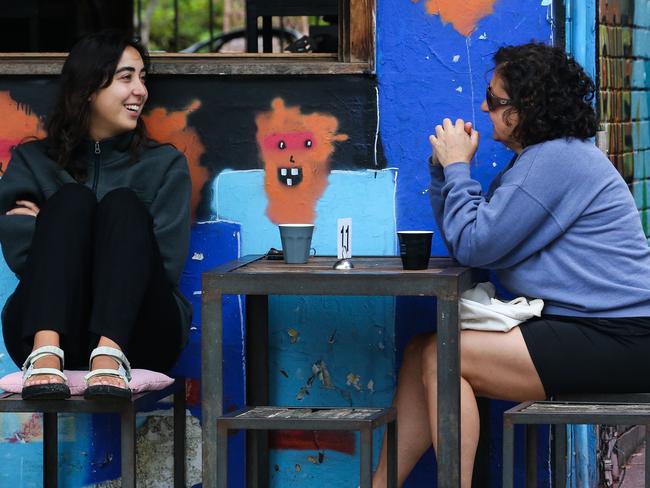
377, 0, 552, 486
0, 0, 570, 485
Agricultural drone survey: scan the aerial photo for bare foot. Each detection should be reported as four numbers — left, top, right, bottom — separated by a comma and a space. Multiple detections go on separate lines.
24, 330, 65, 388
87, 337, 129, 390
87, 355, 128, 389
23, 354, 65, 387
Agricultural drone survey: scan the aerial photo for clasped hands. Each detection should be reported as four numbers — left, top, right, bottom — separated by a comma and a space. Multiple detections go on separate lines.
429, 118, 479, 167
6, 200, 40, 217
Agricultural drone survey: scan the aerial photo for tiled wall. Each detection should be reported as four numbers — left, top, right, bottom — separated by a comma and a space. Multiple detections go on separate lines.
599, 0, 650, 234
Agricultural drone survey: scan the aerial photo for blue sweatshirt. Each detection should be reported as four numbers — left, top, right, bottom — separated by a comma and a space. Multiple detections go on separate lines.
429, 138, 650, 318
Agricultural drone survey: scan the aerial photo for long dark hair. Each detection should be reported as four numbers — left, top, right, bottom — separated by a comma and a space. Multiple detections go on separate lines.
493, 42, 598, 148
45, 30, 150, 181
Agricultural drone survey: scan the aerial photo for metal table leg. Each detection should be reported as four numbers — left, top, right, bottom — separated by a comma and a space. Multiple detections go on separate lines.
360, 427, 373, 488
202, 286, 223, 488
502, 417, 515, 488
437, 298, 461, 487
174, 380, 186, 488
121, 405, 136, 488
43, 412, 58, 488
246, 295, 269, 487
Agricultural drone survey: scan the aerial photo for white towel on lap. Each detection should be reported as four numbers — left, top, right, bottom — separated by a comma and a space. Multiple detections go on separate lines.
460, 282, 544, 332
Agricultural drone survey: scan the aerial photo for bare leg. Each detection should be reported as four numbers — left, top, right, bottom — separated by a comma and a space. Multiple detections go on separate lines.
373, 334, 434, 487
421, 327, 546, 488
420, 337, 480, 488
87, 336, 129, 389
374, 327, 546, 488
24, 330, 64, 386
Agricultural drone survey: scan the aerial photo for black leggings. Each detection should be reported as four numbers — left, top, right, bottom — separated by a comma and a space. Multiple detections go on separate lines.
2, 183, 183, 372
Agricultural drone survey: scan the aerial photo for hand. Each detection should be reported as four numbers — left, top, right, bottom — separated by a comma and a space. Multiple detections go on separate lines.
429, 118, 479, 167
6, 200, 40, 217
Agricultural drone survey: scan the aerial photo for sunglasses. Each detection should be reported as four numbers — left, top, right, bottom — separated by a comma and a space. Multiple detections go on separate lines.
485, 86, 512, 111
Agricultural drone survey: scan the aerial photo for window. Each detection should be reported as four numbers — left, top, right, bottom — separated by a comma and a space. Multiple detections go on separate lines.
0, 0, 375, 75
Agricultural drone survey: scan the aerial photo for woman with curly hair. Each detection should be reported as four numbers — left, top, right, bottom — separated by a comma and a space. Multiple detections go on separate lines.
0, 31, 191, 401
372, 42, 650, 487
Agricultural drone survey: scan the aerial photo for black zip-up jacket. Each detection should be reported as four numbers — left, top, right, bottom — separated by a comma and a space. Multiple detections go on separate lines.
0, 131, 192, 342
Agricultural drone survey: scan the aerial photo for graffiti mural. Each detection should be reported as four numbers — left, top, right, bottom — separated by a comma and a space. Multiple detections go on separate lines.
0, 76, 386, 487
256, 98, 349, 224
142, 100, 209, 219
0, 91, 46, 175
412, 0, 497, 36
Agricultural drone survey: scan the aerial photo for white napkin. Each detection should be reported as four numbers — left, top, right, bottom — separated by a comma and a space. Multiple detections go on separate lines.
460, 282, 544, 332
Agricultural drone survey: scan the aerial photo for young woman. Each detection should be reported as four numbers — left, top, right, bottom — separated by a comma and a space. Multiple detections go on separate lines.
0, 31, 192, 401
373, 42, 650, 487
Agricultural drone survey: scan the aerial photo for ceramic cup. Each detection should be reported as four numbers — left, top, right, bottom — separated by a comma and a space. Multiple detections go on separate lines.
397, 231, 433, 270
279, 224, 315, 264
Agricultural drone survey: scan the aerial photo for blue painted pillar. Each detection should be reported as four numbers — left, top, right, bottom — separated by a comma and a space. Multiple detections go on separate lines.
564, 2, 598, 487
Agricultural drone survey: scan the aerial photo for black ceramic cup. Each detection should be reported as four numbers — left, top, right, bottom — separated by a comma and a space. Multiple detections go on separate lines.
397, 231, 433, 270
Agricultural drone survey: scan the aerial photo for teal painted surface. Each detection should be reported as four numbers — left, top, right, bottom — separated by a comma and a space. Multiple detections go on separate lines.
212, 169, 397, 257
213, 168, 397, 486
565, 0, 597, 80
565, 0, 599, 485
633, 89, 650, 119
566, 425, 598, 488
633, 121, 650, 149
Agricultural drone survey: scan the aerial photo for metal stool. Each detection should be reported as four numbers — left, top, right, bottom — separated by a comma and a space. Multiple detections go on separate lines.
216, 406, 397, 487
0, 379, 186, 488
503, 400, 650, 487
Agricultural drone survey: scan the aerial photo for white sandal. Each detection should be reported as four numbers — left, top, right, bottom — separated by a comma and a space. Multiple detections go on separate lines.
84, 346, 132, 400
22, 345, 70, 400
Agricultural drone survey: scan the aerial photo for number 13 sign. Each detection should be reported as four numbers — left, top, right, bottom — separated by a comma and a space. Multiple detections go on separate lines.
337, 218, 352, 259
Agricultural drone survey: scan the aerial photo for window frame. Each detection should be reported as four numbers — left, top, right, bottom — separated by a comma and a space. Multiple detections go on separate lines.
0, 0, 375, 76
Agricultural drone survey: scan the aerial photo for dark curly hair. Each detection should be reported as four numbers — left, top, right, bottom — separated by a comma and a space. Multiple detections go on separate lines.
45, 30, 150, 182
493, 42, 598, 148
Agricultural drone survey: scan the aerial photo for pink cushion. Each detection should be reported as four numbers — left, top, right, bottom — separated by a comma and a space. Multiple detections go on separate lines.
0, 369, 174, 395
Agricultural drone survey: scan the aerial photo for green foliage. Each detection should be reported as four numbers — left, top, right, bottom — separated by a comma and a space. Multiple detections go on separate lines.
140, 0, 224, 52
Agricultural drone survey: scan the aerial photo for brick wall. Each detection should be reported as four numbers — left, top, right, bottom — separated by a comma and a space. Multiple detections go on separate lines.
599, 0, 650, 234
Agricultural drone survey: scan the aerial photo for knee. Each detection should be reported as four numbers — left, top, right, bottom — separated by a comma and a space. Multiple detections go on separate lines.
42, 184, 95, 219
420, 334, 438, 383
97, 188, 149, 222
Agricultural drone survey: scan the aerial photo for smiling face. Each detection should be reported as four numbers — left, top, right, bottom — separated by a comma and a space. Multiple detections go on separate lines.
480, 71, 522, 153
88, 46, 148, 141
256, 98, 348, 224
262, 131, 317, 187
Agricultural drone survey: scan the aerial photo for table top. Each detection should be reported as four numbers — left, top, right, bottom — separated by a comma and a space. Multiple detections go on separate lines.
203, 255, 477, 299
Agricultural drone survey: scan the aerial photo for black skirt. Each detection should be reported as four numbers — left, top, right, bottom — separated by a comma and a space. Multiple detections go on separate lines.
520, 314, 650, 397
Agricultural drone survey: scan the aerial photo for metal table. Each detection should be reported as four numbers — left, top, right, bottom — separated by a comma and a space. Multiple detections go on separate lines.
201, 255, 476, 487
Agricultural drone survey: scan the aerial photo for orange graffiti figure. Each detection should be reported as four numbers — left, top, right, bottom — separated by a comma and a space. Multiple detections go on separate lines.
0, 91, 46, 175
414, 0, 496, 36
255, 98, 348, 224
143, 100, 209, 220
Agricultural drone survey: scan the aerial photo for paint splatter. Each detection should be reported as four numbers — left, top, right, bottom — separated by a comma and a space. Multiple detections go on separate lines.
191, 252, 204, 260
5, 413, 43, 443
413, 0, 497, 36
287, 328, 299, 344
0, 91, 46, 175
142, 100, 209, 221
255, 98, 348, 224
311, 360, 334, 388
452, 55, 461, 62
346, 373, 362, 391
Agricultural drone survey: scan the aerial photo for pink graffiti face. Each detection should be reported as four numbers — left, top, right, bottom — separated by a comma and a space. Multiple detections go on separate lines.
263, 131, 317, 154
